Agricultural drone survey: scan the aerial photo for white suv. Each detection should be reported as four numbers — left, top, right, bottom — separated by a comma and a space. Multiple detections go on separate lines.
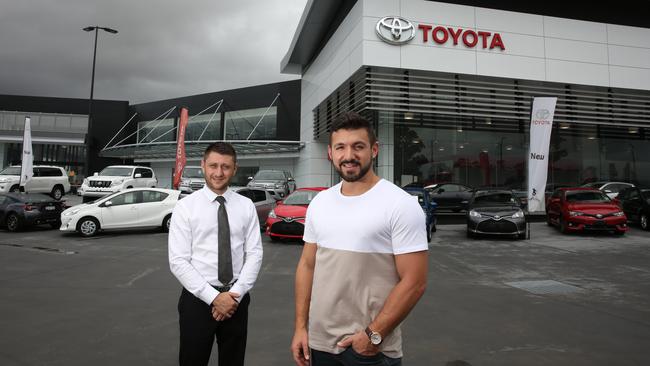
178, 166, 206, 193
0, 165, 70, 200
80, 165, 157, 203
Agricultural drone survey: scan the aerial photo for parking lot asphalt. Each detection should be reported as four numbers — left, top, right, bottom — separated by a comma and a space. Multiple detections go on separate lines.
1, 194, 649, 366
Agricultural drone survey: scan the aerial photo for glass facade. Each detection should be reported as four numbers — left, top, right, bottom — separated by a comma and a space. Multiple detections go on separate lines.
0, 111, 87, 133
224, 107, 277, 140
3, 143, 86, 185
186, 113, 221, 141
138, 118, 175, 143
381, 112, 650, 190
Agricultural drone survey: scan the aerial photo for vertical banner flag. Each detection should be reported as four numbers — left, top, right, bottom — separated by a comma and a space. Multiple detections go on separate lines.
19, 117, 34, 188
173, 107, 189, 190
527, 97, 557, 212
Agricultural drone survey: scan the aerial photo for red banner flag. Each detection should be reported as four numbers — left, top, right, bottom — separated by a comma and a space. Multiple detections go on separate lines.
173, 107, 189, 190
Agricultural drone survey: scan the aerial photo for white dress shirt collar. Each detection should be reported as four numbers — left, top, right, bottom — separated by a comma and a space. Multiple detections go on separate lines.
201, 185, 235, 203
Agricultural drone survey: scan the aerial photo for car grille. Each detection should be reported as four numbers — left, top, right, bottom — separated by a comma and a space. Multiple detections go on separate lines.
584, 220, 616, 230
89, 180, 111, 188
477, 219, 518, 233
190, 182, 205, 191
270, 221, 304, 236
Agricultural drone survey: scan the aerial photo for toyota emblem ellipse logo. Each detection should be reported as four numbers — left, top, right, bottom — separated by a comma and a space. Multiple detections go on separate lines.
535, 109, 550, 120
376, 16, 415, 45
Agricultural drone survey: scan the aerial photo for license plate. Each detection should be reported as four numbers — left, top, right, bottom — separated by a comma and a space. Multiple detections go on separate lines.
45, 206, 55, 211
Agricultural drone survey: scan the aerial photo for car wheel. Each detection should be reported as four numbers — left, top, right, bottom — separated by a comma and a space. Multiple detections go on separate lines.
640, 214, 649, 231
77, 217, 100, 237
431, 223, 437, 233
162, 214, 172, 232
51, 185, 64, 200
9, 185, 21, 193
426, 225, 432, 242
5, 213, 22, 232
50, 220, 62, 229
546, 214, 553, 226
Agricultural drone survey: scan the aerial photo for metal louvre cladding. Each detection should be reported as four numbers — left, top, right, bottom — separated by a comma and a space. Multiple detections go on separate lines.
312, 67, 650, 141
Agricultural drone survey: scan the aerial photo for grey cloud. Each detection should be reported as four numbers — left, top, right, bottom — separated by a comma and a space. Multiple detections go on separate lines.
0, 0, 306, 103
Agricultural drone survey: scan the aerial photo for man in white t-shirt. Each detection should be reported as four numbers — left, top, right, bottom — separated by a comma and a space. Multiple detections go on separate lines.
291, 112, 429, 366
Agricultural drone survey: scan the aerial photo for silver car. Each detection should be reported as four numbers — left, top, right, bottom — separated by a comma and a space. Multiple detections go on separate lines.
234, 187, 276, 228
247, 170, 296, 200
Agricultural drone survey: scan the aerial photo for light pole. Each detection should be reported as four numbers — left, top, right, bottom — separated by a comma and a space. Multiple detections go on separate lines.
82, 25, 117, 176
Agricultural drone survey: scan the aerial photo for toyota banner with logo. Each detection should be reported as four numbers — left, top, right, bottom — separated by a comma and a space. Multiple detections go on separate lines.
172, 107, 189, 190
527, 97, 557, 212
19, 116, 33, 188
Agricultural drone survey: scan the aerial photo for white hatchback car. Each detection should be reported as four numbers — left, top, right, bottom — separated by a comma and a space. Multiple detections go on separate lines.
60, 188, 180, 237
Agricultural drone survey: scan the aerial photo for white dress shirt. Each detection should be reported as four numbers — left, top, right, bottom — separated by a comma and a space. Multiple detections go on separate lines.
169, 186, 263, 305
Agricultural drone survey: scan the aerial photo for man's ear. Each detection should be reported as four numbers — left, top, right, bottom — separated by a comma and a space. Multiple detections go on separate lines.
327, 145, 333, 161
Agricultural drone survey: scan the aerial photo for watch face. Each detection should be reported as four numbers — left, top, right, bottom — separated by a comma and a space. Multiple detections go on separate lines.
370, 333, 382, 345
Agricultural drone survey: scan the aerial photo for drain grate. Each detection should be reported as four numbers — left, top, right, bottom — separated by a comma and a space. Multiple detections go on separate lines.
505, 280, 583, 295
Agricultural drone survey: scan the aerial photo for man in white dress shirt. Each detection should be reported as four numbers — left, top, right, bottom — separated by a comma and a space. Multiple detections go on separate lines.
169, 142, 263, 366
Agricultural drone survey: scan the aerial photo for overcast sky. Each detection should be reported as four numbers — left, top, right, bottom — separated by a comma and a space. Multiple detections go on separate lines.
0, 0, 307, 104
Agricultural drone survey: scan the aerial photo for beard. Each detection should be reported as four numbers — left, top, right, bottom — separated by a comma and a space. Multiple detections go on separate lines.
335, 158, 373, 182
205, 176, 231, 193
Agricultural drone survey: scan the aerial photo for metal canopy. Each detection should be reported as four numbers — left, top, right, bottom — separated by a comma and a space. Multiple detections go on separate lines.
100, 140, 305, 159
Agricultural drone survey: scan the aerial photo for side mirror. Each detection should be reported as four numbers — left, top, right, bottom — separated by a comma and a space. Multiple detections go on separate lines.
247, 176, 253, 181
134, 173, 142, 178
437, 188, 445, 194
103, 201, 113, 207
288, 177, 294, 182
93, 172, 99, 176
603, 189, 612, 194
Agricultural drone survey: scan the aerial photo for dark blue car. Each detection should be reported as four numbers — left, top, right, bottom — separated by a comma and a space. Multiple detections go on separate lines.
404, 187, 438, 242
0, 193, 66, 232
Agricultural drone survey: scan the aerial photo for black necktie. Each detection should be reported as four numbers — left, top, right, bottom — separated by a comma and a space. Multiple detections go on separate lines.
215, 196, 233, 285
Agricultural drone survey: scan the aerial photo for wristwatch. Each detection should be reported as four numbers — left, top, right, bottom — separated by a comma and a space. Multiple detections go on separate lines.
365, 326, 382, 346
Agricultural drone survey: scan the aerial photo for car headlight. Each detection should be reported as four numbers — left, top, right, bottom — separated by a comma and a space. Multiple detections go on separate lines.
274, 183, 284, 189
512, 210, 525, 219
63, 208, 81, 216
569, 211, 584, 217
111, 179, 125, 187
268, 209, 277, 219
0, 178, 8, 183
180, 180, 190, 186
83, 178, 89, 186
469, 210, 481, 218
613, 211, 625, 217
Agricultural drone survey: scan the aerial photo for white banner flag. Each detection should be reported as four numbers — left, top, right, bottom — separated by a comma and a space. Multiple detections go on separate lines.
527, 97, 557, 212
19, 116, 34, 188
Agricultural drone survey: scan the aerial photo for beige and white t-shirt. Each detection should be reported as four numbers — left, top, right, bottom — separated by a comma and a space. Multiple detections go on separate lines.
303, 179, 428, 358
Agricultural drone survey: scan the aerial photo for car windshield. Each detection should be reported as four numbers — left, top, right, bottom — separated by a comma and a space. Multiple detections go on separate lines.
254, 171, 285, 180
581, 182, 604, 188
473, 192, 517, 205
566, 191, 610, 203
182, 168, 204, 179
283, 190, 321, 205
99, 167, 132, 177
0, 167, 21, 175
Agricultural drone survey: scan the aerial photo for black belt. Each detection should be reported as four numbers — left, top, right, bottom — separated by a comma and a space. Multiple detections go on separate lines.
212, 282, 235, 292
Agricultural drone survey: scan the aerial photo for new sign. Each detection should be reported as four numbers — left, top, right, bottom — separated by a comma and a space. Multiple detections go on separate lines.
376, 16, 505, 50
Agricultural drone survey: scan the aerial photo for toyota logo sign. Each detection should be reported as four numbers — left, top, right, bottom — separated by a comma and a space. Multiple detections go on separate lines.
535, 109, 550, 120
376, 16, 415, 45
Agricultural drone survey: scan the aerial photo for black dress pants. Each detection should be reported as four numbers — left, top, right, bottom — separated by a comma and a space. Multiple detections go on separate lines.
178, 288, 250, 366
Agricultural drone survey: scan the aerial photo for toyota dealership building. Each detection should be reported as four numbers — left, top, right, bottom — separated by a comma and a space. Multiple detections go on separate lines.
2, 1, 650, 191
282, 0, 650, 190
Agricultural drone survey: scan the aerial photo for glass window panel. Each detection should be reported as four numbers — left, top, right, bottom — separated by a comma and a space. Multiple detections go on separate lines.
138, 118, 175, 143
39, 115, 55, 130
224, 107, 276, 140
186, 113, 221, 141
55, 116, 71, 129
70, 116, 89, 132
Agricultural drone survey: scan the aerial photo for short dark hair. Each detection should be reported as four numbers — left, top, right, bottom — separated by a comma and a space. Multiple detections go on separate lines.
203, 142, 237, 163
329, 112, 377, 145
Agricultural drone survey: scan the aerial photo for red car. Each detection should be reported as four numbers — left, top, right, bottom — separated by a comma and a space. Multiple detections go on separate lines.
265, 187, 328, 241
546, 187, 627, 235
